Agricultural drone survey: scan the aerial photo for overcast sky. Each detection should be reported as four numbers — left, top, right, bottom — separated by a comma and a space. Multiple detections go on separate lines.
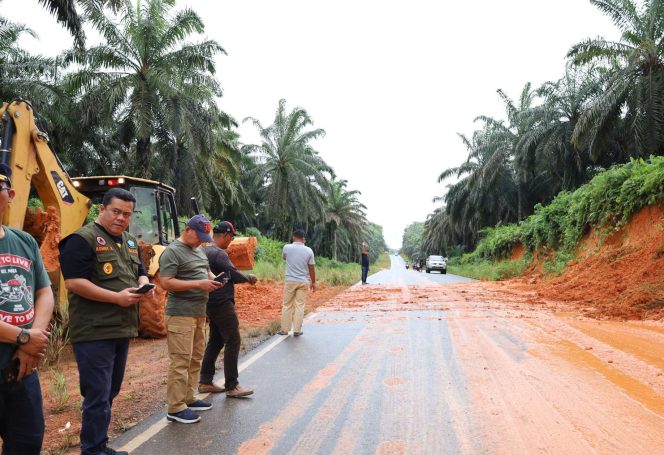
2, 0, 619, 248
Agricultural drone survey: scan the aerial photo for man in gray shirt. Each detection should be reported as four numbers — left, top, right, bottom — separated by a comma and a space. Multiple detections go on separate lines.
278, 229, 315, 337
159, 215, 224, 424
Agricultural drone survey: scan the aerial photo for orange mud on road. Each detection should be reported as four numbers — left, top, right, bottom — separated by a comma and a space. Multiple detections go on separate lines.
237, 282, 664, 454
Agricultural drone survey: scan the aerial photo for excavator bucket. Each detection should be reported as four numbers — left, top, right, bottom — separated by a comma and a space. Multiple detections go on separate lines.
227, 236, 258, 270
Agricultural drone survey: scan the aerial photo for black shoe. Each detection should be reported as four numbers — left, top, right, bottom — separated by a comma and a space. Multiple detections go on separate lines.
104, 446, 128, 455
293, 332, 303, 337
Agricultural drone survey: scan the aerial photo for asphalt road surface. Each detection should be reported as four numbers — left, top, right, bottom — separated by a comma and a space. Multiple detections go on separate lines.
115, 256, 664, 454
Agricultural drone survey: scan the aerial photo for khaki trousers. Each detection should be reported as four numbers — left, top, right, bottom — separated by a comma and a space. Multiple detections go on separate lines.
166, 315, 206, 413
281, 281, 309, 333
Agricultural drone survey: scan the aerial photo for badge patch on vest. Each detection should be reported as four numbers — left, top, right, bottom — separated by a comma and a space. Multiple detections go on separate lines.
103, 263, 113, 275
127, 239, 136, 248
97, 236, 106, 246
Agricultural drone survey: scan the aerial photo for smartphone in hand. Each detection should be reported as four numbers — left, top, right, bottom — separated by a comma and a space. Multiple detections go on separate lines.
214, 272, 230, 283
131, 283, 156, 294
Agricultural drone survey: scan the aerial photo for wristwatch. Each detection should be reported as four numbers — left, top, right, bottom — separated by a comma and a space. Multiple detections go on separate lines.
16, 328, 30, 345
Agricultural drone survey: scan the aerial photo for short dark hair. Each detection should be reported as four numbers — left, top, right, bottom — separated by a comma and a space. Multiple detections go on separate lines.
102, 188, 136, 206
292, 229, 306, 239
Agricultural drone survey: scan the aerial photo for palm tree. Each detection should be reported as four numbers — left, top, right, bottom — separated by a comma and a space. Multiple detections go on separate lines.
517, 66, 610, 198
323, 178, 367, 261
437, 127, 518, 248
0, 17, 60, 104
244, 99, 331, 240
36, 0, 85, 48
65, 0, 225, 178
568, 0, 664, 158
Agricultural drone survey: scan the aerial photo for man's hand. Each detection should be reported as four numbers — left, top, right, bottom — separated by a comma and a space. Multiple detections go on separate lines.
14, 349, 39, 381
310, 282, 316, 293
199, 280, 224, 292
115, 288, 142, 307
248, 274, 258, 285
18, 328, 49, 357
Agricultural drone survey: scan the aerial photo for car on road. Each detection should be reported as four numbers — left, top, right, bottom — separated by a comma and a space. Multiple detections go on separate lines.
426, 255, 447, 274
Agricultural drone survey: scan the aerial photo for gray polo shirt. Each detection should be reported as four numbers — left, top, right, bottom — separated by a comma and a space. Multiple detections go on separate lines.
283, 242, 315, 283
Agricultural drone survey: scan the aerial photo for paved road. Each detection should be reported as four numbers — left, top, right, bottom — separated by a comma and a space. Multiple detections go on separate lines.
115, 257, 664, 454
374, 255, 473, 285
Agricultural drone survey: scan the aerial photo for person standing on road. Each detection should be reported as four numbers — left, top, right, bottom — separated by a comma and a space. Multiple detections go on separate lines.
199, 221, 257, 398
60, 188, 150, 455
0, 165, 54, 455
361, 241, 370, 285
159, 215, 224, 424
278, 229, 315, 337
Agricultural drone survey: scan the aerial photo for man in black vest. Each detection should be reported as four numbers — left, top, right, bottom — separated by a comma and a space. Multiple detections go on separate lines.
59, 188, 151, 455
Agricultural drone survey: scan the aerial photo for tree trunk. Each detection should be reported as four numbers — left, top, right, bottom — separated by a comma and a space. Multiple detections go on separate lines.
332, 228, 337, 261
136, 137, 152, 178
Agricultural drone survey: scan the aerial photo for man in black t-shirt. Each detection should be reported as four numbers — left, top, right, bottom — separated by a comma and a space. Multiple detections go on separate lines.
199, 221, 257, 398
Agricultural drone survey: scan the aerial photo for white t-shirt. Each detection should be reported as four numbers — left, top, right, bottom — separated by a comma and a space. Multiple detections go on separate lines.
283, 242, 315, 282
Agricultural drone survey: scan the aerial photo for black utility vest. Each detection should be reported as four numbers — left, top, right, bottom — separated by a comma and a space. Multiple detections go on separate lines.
67, 223, 141, 343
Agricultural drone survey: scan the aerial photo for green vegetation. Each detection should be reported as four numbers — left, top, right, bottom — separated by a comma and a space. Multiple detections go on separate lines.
448, 255, 532, 281
443, 157, 664, 279
420, 1, 664, 259
1, 0, 387, 265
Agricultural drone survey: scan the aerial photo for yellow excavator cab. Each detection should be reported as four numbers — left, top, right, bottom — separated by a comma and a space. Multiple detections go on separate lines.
71, 176, 181, 276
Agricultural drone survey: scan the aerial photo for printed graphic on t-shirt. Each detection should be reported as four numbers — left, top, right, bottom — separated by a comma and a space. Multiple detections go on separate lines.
0, 253, 34, 326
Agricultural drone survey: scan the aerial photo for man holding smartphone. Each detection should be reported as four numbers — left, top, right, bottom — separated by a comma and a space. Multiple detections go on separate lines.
59, 188, 151, 455
199, 221, 257, 398
159, 215, 224, 424
0, 164, 54, 455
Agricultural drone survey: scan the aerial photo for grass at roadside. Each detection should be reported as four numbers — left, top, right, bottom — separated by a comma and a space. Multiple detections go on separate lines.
250, 252, 391, 286
448, 255, 531, 280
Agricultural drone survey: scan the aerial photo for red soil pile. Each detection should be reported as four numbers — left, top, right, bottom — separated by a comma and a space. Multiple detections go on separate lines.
23, 206, 61, 271
523, 204, 664, 320
227, 236, 257, 270
509, 243, 525, 261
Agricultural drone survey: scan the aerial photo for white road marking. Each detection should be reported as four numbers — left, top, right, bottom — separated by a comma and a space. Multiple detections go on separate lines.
119, 314, 317, 453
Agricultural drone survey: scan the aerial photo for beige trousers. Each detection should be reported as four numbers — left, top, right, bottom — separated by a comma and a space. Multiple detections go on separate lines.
166, 315, 206, 413
281, 281, 309, 333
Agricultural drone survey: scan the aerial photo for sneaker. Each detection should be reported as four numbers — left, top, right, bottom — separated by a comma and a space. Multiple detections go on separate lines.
226, 385, 254, 398
277, 331, 288, 336
187, 399, 213, 411
103, 447, 128, 455
293, 332, 303, 337
166, 408, 201, 424
199, 383, 226, 393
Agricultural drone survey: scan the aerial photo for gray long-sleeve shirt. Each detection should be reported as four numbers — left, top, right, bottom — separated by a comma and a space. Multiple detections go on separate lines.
203, 245, 251, 305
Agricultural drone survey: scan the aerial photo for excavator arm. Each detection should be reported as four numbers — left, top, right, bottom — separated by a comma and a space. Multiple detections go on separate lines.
0, 99, 91, 312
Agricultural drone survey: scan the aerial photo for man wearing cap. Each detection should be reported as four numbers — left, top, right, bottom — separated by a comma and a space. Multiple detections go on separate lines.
59, 187, 150, 455
159, 215, 224, 424
278, 229, 316, 337
0, 163, 54, 455
199, 221, 257, 398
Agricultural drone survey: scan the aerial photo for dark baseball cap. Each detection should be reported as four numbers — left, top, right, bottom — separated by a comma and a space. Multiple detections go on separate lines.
186, 214, 213, 243
0, 163, 12, 188
213, 221, 235, 236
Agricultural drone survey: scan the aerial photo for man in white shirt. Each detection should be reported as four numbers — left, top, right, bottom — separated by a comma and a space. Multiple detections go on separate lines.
278, 229, 316, 337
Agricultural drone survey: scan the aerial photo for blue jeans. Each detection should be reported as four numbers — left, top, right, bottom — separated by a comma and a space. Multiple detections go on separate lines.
0, 372, 44, 455
73, 339, 129, 455
361, 266, 369, 283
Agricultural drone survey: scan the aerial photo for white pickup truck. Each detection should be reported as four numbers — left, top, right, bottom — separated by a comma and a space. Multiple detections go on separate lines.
425, 255, 447, 274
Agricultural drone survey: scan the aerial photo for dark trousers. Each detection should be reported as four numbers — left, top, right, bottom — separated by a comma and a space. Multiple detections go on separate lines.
361, 266, 369, 283
200, 304, 241, 389
73, 338, 129, 455
0, 372, 44, 455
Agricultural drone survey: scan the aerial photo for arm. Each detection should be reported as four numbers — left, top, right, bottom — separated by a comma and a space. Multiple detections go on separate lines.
64, 278, 141, 307
16, 286, 54, 379
213, 249, 254, 285
160, 275, 223, 293
308, 264, 316, 292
